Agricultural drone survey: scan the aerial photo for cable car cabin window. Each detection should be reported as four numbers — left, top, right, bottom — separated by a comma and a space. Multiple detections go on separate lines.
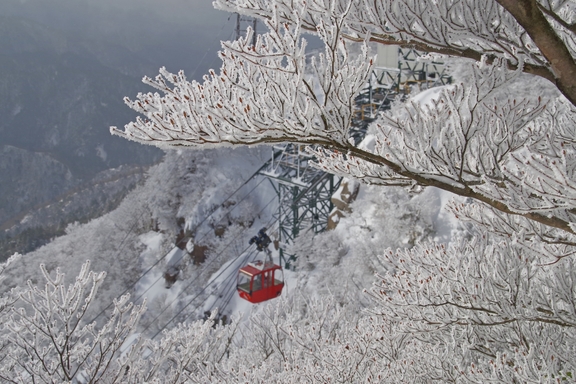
253, 274, 263, 291
238, 271, 252, 293
274, 269, 284, 285
263, 271, 273, 289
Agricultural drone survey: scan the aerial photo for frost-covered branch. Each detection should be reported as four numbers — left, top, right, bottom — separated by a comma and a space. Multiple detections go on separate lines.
0, 262, 239, 383
112, 12, 371, 148
214, 0, 576, 86
0, 261, 145, 382
496, 0, 576, 104
368, 235, 576, 381
113, 1, 576, 237
105, 2, 576, 378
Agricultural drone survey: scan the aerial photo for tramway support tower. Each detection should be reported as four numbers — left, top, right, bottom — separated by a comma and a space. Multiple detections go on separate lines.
257, 144, 341, 267
254, 47, 449, 267
350, 46, 452, 143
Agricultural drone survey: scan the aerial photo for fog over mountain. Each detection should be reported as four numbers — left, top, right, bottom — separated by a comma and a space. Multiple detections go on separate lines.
0, 0, 235, 256
0, 0, 234, 76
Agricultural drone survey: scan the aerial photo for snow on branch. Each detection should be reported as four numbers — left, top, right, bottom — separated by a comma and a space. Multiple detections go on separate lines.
113, 0, 576, 237
217, 0, 576, 108
112, 10, 373, 149
215, 0, 557, 78
0, 261, 238, 382
311, 58, 576, 233
449, 200, 576, 261
0, 261, 145, 382
369, 235, 576, 380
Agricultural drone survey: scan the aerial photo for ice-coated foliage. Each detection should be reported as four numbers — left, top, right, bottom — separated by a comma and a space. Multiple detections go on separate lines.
112, 0, 576, 241
0, 261, 145, 382
3, 0, 576, 382
107, 0, 576, 381
0, 189, 573, 381
0, 259, 239, 383
112, 11, 371, 148
369, 237, 576, 381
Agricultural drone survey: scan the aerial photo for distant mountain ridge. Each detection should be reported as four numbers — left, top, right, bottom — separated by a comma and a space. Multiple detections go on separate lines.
0, 0, 232, 255
0, 15, 162, 251
0, 15, 162, 186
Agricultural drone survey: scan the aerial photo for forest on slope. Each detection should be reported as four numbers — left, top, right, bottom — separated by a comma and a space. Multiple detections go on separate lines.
0, 140, 451, 381
3, 0, 576, 380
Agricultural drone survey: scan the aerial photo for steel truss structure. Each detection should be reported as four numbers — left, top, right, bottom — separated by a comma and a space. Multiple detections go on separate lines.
250, 48, 448, 266
350, 47, 452, 143
258, 144, 341, 267
235, 13, 257, 46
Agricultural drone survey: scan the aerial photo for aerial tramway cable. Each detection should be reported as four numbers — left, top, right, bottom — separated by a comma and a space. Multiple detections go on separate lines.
88, 161, 271, 324
146, 197, 278, 338
201, 221, 280, 318
127, 177, 267, 306
189, 14, 235, 80
187, 219, 280, 320
202, 244, 259, 316
147, 197, 279, 339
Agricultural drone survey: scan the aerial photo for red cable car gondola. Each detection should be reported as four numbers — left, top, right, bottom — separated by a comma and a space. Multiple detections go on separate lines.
237, 260, 284, 303
237, 228, 284, 303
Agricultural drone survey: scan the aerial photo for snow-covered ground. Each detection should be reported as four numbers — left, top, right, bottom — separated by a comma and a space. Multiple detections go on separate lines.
1, 142, 458, 338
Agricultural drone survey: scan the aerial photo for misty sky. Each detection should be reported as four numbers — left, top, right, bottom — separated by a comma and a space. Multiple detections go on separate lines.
0, 0, 246, 250
1, 0, 326, 91
1, 0, 237, 80
0, 0, 327, 252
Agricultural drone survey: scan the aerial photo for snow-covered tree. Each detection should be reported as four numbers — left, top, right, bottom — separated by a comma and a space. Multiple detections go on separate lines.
111, 0, 576, 246
107, 0, 576, 381
0, 259, 239, 383
0, 261, 146, 382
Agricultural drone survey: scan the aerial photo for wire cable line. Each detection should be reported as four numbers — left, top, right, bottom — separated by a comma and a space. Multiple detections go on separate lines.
126, 176, 268, 309
201, 221, 280, 318
88, 161, 271, 324
189, 14, 235, 80
146, 197, 278, 339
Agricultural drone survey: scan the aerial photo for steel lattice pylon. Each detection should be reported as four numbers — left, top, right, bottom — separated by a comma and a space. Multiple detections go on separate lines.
258, 144, 341, 267
255, 48, 449, 267
235, 13, 257, 46
350, 47, 452, 144
369, 47, 451, 95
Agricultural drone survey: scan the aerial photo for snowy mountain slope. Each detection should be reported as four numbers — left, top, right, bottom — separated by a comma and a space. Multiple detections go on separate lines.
0, 162, 148, 258
1, 135, 458, 329
0, 139, 471, 382
0, 146, 269, 321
